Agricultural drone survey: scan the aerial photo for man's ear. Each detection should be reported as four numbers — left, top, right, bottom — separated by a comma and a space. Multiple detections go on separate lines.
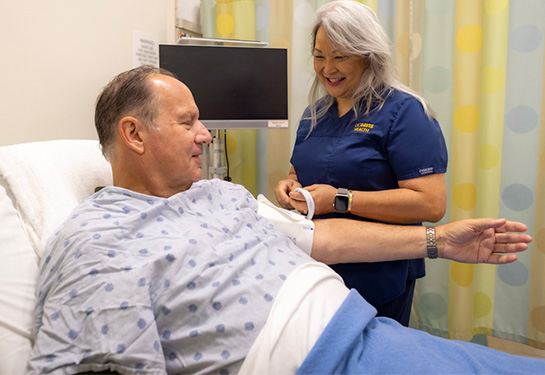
118, 116, 146, 154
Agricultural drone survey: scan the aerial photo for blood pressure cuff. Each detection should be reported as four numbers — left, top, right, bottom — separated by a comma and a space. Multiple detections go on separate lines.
256, 194, 314, 255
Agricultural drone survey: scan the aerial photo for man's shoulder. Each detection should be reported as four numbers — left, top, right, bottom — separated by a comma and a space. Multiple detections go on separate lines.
43, 187, 126, 246
189, 179, 258, 213
193, 178, 254, 196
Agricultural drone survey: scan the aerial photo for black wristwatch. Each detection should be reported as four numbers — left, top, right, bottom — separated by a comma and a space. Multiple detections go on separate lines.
334, 187, 350, 213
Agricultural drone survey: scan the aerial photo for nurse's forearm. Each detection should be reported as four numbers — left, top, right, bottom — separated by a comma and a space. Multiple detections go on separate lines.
349, 174, 446, 224
349, 189, 443, 223
286, 165, 298, 181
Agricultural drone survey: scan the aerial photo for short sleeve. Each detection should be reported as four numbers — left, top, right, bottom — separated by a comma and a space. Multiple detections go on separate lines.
387, 98, 448, 180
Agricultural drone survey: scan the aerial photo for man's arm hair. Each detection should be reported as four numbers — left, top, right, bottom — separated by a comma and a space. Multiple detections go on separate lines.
311, 218, 531, 265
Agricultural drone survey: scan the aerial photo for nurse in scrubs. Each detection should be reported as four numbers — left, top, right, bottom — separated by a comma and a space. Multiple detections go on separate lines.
274, 0, 448, 326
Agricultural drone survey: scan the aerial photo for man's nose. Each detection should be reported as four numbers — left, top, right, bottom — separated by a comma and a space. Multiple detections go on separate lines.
196, 121, 212, 144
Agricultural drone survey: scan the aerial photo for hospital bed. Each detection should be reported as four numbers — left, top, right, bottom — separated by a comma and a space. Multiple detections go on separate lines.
0, 140, 112, 375
0, 138, 317, 374
2, 139, 544, 375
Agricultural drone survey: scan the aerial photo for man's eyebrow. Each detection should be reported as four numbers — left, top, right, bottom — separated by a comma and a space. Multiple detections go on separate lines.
175, 110, 192, 120
176, 111, 198, 123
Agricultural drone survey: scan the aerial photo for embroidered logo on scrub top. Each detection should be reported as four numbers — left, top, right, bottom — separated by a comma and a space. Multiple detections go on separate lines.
354, 123, 374, 133
419, 167, 434, 175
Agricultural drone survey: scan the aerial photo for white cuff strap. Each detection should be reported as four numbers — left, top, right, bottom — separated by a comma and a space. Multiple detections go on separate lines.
294, 187, 315, 220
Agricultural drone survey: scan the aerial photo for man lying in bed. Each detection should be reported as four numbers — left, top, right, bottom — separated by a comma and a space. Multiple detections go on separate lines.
27, 66, 541, 375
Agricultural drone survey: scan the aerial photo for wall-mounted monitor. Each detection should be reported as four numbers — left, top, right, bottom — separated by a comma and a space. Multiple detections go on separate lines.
159, 44, 288, 129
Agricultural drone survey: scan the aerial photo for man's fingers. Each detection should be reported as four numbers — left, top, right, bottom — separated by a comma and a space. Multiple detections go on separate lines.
487, 253, 519, 265
470, 218, 528, 234
493, 242, 530, 254
499, 220, 528, 233
494, 233, 532, 246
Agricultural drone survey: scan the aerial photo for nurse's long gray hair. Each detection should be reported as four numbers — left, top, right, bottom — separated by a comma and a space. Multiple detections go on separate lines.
306, 1, 436, 133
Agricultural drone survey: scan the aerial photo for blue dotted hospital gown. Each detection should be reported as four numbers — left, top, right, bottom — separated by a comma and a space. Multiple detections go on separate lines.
27, 179, 313, 375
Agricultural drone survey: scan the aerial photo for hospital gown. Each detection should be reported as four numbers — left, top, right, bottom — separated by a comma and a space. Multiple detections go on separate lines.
27, 179, 313, 375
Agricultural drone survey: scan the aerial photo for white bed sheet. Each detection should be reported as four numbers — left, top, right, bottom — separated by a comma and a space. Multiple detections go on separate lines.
239, 262, 349, 375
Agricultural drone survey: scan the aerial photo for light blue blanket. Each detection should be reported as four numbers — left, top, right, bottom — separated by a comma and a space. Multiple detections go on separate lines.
298, 289, 545, 374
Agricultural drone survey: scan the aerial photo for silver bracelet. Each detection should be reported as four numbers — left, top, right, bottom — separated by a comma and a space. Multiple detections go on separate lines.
426, 226, 438, 259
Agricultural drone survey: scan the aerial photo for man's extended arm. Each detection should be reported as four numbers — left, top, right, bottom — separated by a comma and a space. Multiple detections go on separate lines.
311, 218, 531, 265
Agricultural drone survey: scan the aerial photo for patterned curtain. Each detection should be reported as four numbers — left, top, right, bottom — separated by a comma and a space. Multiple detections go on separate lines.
408, 0, 545, 350
201, 0, 545, 348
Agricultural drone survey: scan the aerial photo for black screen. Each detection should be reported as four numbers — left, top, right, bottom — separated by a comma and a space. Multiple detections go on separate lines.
159, 44, 288, 123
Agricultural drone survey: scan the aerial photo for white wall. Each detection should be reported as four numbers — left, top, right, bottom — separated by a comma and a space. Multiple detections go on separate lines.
177, 0, 200, 25
0, 0, 175, 146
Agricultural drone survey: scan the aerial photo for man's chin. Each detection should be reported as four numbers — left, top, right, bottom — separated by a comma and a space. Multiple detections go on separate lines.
193, 168, 204, 182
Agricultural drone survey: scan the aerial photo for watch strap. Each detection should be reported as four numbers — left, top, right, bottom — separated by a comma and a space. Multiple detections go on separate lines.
333, 188, 349, 213
337, 187, 348, 195
426, 226, 438, 259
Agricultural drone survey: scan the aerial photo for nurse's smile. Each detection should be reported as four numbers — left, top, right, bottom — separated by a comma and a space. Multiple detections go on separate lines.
313, 26, 366, 116
326, 77, 345, 86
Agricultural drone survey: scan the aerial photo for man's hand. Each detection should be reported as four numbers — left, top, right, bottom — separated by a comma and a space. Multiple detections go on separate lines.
437, 218, 532, 264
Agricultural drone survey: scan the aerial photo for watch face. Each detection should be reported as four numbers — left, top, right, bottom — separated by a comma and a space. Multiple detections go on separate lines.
334, 195, 349, 212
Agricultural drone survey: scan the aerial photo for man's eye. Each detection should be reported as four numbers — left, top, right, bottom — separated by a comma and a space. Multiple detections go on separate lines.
174, 122, 192, 129
313, 55, 324, 60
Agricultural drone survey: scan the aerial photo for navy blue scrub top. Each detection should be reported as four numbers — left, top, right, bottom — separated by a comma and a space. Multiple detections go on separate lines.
291, 89, 448, 307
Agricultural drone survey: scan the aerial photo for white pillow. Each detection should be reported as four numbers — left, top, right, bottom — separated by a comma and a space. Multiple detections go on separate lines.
0, 140, 113, 375
0, 178, 38, 375
0, 140, 113, 258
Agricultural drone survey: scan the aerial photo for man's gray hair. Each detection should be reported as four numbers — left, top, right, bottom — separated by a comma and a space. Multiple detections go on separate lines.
94, 65, 177, 160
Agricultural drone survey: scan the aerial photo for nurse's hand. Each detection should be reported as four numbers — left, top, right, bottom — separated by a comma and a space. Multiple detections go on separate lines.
275, 166, 302, 210
292, 184, 337, 216
275, 178, 302, 210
